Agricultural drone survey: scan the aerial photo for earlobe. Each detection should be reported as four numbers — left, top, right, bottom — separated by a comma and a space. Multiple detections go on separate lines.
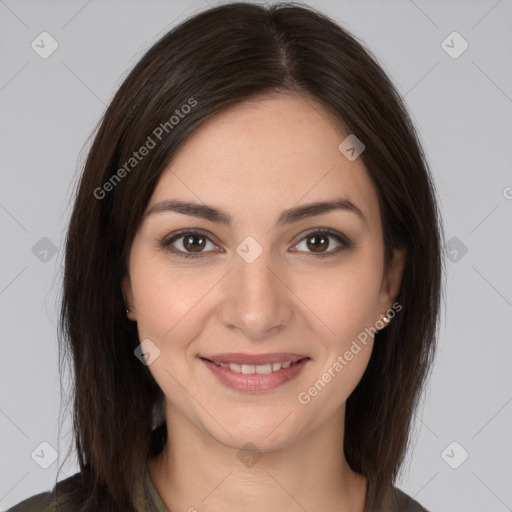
378, 247, 406, 317
121, 275, 136, 320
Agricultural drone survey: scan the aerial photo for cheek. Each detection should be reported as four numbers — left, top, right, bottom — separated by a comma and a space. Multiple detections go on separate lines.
293, 258, 382, 395
298, 259, 383, 344
291, 273, 380, 411
130, 252, 220, 348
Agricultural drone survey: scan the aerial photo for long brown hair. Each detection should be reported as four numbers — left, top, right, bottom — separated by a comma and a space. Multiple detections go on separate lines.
57, 2, 444, 509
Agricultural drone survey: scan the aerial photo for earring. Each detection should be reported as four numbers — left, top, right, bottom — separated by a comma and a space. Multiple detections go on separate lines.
382, 314, 389, 323
126, 308, 130, 315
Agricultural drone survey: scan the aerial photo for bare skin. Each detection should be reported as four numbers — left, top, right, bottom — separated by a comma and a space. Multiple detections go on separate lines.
123, 92, 405, 512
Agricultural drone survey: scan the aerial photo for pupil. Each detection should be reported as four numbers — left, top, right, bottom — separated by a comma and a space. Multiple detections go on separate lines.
308, 234, 328, 252
184, 235, 205, 252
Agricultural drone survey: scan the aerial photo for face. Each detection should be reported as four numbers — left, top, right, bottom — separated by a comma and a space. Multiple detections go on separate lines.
122, 93, 405, 451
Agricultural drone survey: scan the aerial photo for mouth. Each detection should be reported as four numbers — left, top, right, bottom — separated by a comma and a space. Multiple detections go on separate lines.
200, 352, 310, 371
200, 357, 310, 374
199, 353, 311, 392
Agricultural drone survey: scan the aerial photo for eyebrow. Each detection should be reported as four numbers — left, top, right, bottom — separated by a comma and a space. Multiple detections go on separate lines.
144, 198, 366, 227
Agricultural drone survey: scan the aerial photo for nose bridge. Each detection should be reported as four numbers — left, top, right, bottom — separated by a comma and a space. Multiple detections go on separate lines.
219, 242, 291, 338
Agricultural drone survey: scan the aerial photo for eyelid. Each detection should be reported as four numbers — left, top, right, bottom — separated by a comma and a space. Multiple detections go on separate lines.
159, 227, 353, 259
159, 229, 221, 259
294, 227, 352, 248
290, 227, 353, 259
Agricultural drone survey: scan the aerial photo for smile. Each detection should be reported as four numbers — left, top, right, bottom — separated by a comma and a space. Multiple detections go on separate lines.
200, 356, 311, 392
209, 360, 301, 374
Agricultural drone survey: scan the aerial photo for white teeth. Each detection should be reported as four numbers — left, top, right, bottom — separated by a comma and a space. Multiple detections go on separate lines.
241, 364, 255, 374
255, 364, 272, 374
211, 360, 300, 373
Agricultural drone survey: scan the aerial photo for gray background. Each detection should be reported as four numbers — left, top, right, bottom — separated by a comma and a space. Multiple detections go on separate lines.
1, 0, 511, 510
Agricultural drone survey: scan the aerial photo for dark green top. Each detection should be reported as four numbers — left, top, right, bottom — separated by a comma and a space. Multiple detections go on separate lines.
7, 465, 428, 511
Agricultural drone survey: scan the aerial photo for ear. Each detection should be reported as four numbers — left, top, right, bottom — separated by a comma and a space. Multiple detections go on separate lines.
377, 247, 406, 322
122, 274, 137, 321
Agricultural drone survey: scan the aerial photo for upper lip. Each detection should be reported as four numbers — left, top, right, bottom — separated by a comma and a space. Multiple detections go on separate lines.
201, 353, 310, 365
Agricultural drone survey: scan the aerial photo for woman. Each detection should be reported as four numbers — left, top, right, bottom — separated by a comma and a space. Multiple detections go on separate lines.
9, 2, 443, 511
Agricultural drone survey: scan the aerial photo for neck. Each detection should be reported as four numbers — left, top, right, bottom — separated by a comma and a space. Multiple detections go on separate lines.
148, 403, 367, 512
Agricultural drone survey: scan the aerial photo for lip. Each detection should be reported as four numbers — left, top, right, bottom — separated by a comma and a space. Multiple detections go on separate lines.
200, 352, 308, 365
200, 355, 311, 392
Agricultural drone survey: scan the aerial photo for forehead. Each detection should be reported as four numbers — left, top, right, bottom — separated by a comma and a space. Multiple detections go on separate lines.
147, 93, 380, 230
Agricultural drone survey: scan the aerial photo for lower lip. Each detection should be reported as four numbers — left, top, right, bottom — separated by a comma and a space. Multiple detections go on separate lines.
201, 358, 310, 392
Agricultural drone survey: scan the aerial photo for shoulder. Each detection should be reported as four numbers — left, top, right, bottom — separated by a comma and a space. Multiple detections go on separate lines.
391, 486, 430, 511
366, 480, 430, 512
6, 489, 53, 512
6, 472, 99, 512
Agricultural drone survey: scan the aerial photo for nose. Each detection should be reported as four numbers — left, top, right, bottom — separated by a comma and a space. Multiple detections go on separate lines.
217, 247, 293, 341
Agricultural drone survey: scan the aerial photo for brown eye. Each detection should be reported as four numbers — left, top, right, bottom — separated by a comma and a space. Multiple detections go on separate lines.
293, 229, 351, 259
161, 230, 219, 258
306, 233, 330, 252
182, 233, 207, 252
295, 231, 342, 255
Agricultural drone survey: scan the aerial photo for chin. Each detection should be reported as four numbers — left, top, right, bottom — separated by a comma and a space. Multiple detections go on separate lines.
206, 419, 298, 453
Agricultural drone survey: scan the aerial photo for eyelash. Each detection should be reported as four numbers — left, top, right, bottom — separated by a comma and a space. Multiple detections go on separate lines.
159, 228, 353, 261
